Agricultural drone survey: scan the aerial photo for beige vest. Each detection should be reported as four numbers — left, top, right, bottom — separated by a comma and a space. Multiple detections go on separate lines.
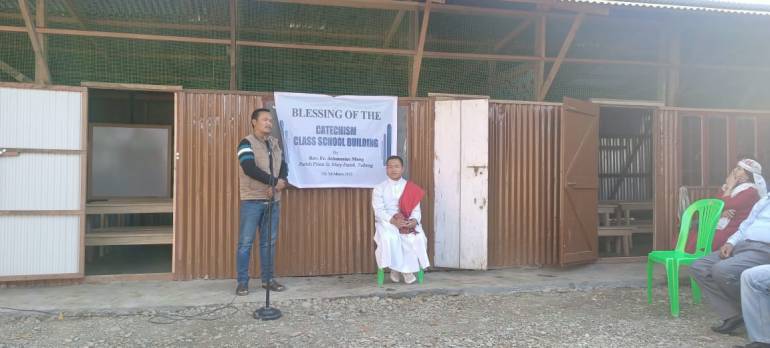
238, 134, 284, 201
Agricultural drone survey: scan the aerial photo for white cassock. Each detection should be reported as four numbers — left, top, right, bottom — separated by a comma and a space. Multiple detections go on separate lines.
372, 178, 430, 273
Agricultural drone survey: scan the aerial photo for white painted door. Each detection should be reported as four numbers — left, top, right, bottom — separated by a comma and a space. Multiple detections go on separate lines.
433, 99, 489, 270
0, 86, 86, 281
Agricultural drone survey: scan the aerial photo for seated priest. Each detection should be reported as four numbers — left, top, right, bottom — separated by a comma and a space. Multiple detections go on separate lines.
372, 155, 430, 284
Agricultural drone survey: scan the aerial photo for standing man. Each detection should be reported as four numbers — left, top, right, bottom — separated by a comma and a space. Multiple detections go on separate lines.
236, 108, 288, 296
372, 156, 430, 284
691, 197, 770, 334
737, 265, 770, 348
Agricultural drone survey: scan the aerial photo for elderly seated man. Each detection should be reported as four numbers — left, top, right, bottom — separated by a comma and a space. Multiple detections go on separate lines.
691, 196, 770, 336
735, 265, 770, 348
372, 156, 429, 284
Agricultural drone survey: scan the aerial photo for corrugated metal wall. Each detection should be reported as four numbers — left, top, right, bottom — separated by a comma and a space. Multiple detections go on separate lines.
174, 93, 433, 280
598, 110, 654, 202
404, 99, 435, 262
0, 216, 80, 276
599, 135, 653, 201
0, 154, 81, 210
653, 109, 680, 250
488, 102, 562, 267
0, 88, 82, 150
654, 109, 770, 250
174, 91, 263, 280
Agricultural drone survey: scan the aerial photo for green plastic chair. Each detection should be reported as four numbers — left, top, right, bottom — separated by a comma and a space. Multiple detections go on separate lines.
377, 268, 424, 287
647, 198, 724, 317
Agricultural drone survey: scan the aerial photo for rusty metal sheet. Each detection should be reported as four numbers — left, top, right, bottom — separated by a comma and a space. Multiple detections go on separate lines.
174, 93, 432, 279
488, 101, 562, 267
653, 109, 680, 250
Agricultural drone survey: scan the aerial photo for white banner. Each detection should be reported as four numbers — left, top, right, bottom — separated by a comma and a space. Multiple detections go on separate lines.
275, 92, 397, 188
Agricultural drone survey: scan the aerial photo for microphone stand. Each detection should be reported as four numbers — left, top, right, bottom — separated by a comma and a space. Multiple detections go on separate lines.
254, 138, 282, 321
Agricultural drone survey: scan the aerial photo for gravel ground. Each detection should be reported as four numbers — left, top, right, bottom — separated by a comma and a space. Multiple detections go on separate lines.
0, 288, 747, 347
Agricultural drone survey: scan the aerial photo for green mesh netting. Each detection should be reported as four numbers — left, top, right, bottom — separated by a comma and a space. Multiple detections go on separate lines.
239, 46, 410, 96
0, 0, 769, 109
0, 31, 34, 82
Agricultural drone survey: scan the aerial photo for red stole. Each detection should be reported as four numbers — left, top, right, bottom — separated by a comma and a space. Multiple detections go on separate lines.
396, 181, 425, 234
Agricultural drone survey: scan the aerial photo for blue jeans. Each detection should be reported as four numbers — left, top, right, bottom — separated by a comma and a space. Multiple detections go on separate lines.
236, 200, 280, 285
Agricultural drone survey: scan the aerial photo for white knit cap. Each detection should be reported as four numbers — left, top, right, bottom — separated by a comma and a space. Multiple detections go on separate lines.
738, 159, 767, 198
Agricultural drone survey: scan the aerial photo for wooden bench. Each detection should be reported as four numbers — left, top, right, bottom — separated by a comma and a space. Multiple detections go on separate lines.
628, 223, 653, 249
617, 201, 653, 225
86, 226, 173, 246
598, 227, 633, 256
598, 203, 619, 226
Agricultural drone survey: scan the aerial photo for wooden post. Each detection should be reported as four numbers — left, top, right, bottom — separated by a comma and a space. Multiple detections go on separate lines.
656, 29, 667, 103
18, 0, 50, 84
666, 27, 680, 107
538, 13, 584, 102
408, 0, 431, 97
35, 0, 47, 83
229, 0, 238, 90
534, 13, 546, 101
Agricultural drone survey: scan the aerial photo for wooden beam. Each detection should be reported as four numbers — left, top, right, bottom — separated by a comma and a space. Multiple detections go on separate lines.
229, 0, 237, 90
500, 0, 610, 16
17, 0, 50, 84
370, 8, 410, 75
0, 59, 32, 82
609, 122, 652, 199
538, 13, 584, 101
61, 0, 87, 28
237, 38, 415, 55
383, 10, 406, 48
495, 18, 533, 53
666, 28, 681, 106
1, 24, 769, 75
534, 13, 546, 100
409, 0, 431, 97
35, 0, 47, 83
263, 0, 419, 11
487, 18, 533, 91
262, 0, 580, 19
656, 28, 666, 102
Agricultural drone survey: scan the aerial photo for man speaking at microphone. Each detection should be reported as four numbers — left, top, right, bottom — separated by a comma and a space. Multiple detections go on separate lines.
235, 108, 289, 296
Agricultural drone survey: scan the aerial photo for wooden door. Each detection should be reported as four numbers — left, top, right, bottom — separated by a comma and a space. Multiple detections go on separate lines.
559, 97, 599, 265
433, 98, 489, 270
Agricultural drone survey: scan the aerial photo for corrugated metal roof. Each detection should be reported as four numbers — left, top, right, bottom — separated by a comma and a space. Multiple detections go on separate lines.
562, 0, 770, 15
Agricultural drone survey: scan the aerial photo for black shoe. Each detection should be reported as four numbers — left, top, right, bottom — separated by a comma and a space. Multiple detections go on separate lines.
262, 280, 286, 292
711, 316, 744, 334
745, 342, 770, 348
235, 283, 249, 296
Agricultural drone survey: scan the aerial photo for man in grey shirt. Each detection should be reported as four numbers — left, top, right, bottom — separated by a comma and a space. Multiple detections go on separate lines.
691, 196, 770, 335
